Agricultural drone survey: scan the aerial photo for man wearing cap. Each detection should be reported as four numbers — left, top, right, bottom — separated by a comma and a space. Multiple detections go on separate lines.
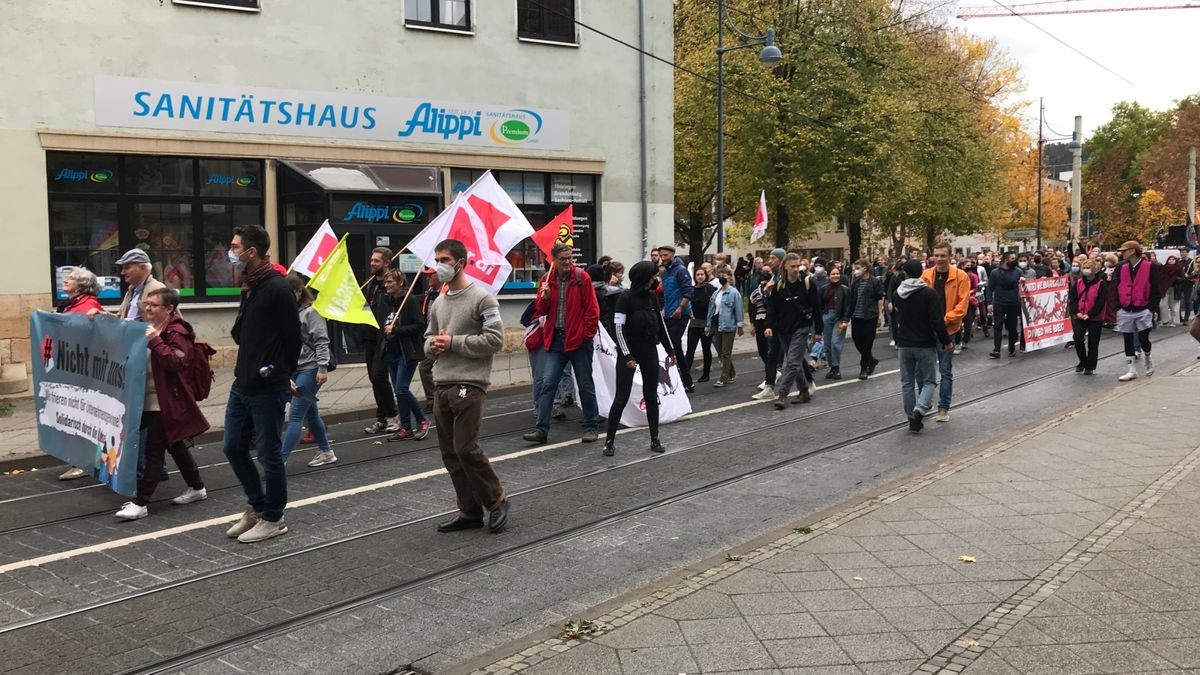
1113, 240, 1161, 381
657, 244, 695, 392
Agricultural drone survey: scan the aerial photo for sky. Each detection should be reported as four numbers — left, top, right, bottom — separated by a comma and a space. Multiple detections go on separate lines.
952, 1, 1200, 143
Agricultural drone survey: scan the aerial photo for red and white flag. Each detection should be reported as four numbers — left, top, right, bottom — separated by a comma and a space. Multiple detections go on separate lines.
289, 220, 338, 277
406, 171, 535, 295
750, 190, 768, 243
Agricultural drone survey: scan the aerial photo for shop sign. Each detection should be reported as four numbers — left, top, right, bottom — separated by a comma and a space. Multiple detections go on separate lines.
94, 76, 570, 151
204, 173, 257, 187
341, 201, 426, 224
53, 168, 114, 183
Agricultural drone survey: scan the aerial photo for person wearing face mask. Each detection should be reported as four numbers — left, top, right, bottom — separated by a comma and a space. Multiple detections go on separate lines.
846, 258, 884, 380
1017, 255, 1034, 279
686, 268, 715, 384
986, 252, 1023, 358
114, 287, 209, 520
820, 266, 850, 380
706, 265, 744, 386
1158, 255, 1183, 327
1113, 240, 1162, 381
424, 238, 509, 533
381, 269, 431, 443
604, 261, 676, 456
1069, 259, 1107, 375
280, 273, 336, 467
223, 225, 302, 543
766, 254, 821, 408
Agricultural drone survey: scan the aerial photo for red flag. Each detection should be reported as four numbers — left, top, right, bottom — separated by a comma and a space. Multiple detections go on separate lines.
531, 205, 574, 259
290, 220, 339, 277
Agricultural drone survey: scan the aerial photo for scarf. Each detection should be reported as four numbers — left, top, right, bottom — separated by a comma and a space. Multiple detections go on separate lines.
242, 257, 275, 290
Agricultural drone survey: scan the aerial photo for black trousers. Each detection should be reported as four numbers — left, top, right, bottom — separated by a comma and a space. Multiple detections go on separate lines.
364, 337, 397, 421
1073, 319, 1103, 370
685, 325, 713, 379
605, 347, 660, 445
664, 317, 692, 387
993, 304, 1020, 353
850, 318, 877, 370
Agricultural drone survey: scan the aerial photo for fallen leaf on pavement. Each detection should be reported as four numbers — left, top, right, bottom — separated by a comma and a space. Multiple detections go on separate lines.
963, 639, 979, 647
372, 441, 383, 445
959, 555, 976, 563
852, 576, 864, 581
726, 554, 743, 562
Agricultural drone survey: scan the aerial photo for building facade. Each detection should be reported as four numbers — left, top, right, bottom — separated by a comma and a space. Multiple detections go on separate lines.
0, 0, 674, 369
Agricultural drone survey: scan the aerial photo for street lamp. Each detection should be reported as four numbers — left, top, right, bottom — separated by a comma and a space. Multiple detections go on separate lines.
715, 1, 782, 253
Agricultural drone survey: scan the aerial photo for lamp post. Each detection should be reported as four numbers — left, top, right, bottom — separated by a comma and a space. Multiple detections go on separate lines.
715, 1, 781, 253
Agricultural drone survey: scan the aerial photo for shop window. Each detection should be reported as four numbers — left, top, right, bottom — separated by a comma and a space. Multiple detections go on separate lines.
45, 153, 119, 195
517, 0, 576, 44
131, 202, 195, 295
199, 159, 262, 198
125, 156, 194, 196
48, 200, 122, 300
550, 173, 593, 203
201, 203, 261, 296
405, 0, 471, 30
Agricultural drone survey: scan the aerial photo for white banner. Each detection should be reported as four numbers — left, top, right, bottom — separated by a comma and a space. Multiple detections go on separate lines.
289, 219, 337, 277
591, 328, 692, 428
94, 76, 570, 151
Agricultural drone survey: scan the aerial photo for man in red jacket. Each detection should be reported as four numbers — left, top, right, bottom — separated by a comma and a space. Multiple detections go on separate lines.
524, 243, 601, 444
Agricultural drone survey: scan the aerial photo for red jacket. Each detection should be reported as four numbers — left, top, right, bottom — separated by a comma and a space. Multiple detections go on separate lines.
57, 294, 103, 315
534, 266, 599, 352
148, 314, 210, 444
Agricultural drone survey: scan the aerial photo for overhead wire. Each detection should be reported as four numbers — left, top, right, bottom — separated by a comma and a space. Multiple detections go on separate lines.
986, 0, 1137, 86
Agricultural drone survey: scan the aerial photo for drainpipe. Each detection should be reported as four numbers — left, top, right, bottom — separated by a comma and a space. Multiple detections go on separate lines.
638, 0, 649, 255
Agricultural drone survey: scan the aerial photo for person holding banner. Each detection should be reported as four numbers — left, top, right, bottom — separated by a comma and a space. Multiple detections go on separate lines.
115, 287, 209, 520
1114, 240, 1162, 382
381, 269, 430, 442
223, 225, 302, 544
603, 261, 675, 457
54, 267, 106, 481
1069, 259, 1107, 375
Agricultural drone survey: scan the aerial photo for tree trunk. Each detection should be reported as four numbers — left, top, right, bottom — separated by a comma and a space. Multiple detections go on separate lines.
923, 224, 935, 252
847, 214, 862, 263
687, 211, 705, 260
774, 203, 790, 249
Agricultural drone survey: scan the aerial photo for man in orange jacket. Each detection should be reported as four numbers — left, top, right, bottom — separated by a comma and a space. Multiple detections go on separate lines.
921, 243, 971, 423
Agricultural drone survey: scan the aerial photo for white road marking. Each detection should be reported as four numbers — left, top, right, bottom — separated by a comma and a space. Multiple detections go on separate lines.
0, 369, 902, 574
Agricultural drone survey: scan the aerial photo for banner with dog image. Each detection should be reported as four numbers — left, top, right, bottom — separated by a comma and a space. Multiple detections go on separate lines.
590, 327, 692, 429
30, 312, 146, 497
1019, 276, 1072, 351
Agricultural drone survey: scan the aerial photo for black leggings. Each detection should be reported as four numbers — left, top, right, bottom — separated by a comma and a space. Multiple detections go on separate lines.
1123, 329, 1151, 356
993, 304, 1020, 353
685, 325, 712, 379
605, 348, 660, 445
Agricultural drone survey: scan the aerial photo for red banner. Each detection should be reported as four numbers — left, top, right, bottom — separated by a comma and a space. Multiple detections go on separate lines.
1019, 276, 1072, 350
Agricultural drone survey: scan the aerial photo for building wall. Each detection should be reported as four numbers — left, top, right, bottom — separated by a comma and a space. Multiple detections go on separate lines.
0, 0, 674, 359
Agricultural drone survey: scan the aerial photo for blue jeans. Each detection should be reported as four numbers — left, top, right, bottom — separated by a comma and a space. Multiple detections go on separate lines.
898, 347, 938, 418
384, 353, 427, 431
281, 368, 330, 461
818, 310, 845, 369
528, 349, 573, 408
536, 332, 598, 435
935, 341, 953, 411
223, 388, 290, 522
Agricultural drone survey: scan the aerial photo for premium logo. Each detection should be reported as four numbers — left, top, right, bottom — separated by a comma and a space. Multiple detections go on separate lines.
54, 169, 113, 183
488, 109, 543, 145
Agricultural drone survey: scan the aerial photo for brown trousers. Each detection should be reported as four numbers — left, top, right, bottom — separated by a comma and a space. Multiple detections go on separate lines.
433, 384, 503, 519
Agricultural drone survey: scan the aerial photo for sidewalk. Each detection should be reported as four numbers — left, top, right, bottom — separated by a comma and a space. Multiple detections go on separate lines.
469, 363, 1200, 674
0, 333, 763, 463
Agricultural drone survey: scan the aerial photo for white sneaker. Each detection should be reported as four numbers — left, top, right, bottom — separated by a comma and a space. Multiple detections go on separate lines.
751, 389, 775, 401
953, 344, 962, 355
115, 502, 148, 520
238, 517, 288, 543
226, 507, 260, 538
1145, 354, 1155, 376
1118, 357, 1138, 382
307, 451, 338, 467
384, 417, 402, 433
889, 340, 896, 347
757, 380, 767, 389
808, 381, 816, 395
172, 487, 207, 505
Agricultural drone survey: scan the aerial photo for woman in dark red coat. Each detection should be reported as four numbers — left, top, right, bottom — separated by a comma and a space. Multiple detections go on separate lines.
54, 267, 105, 480
115, 287, 209, 520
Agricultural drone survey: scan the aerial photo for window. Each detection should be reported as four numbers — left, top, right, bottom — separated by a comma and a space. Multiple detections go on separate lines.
405, 0, 471, 31
517, 0, 576, 44
46, 153, 264, 303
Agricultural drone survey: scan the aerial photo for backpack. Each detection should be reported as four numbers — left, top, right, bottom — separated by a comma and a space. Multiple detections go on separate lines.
185, 340, 216, 401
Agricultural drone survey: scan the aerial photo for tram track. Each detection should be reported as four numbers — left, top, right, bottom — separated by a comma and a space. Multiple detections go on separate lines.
0, 341, 1135, 675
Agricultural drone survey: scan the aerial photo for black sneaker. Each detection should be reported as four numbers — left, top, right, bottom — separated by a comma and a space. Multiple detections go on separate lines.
697, 375, 710, 383
867, 358, 879, 376
857, 368, 868, 380
908, 409, 925, 433
829, 367, 841, 380
602, 442, 615, 457
988, 351, 1001, 359
1075, 364, 1085, 373
1008, 350, 1016, 358
649, 439, 665, 453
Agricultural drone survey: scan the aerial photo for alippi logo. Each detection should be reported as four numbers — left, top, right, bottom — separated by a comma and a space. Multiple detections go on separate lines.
54, 169, 113, 183
487, 109, 543, 145
206, 174, 257, 188
343, 202, 425, 223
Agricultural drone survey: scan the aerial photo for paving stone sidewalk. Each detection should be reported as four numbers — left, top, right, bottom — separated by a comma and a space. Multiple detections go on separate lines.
0, 335, 762, 463
469, 365, 1200, 675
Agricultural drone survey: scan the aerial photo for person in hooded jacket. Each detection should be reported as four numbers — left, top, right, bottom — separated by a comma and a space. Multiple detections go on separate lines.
892, 260, 950, 433
1069, 259, 1107, 375
114, 287, 209, 520
686, 267, 715, 383
281, 274, 336, 466
1158, 254, 1183, 326
986, 252, 1023, 358
766, 253, 822, 408
603, 261, 675, 457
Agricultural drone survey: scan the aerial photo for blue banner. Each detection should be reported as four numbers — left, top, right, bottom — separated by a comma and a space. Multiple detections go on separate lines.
30, 313, 147, 497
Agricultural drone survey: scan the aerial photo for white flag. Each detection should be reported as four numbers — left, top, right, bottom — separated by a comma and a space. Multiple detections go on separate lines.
289, 220, 338, 278
406, 171, 535, 295
750, 190, 768, 243
589, 328, 692, 428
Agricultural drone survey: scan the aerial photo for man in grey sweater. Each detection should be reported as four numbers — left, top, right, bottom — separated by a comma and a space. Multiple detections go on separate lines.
423, 239, 510, 533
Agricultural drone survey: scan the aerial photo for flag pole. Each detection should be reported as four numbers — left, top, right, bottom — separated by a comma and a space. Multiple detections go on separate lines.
384, 273, 420, 332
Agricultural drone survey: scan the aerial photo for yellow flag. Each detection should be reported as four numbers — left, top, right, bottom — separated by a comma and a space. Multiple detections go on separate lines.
307, 236, 379, 328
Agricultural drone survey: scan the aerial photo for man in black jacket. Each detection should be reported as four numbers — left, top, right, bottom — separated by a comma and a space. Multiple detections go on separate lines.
223, 225, 302, 543
893, 259, 950, 433
362, 248, 400, 434
765, 253, 822, 409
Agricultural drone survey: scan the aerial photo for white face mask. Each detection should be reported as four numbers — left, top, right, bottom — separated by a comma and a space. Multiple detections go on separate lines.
852, 268, 863, 278
435, 261, 460, 283
798, 265, 807, 273
227, 249, 247, 272
1082, 269, 1094, 277
813, 265, 825, 276
1017, 261, 1028, 269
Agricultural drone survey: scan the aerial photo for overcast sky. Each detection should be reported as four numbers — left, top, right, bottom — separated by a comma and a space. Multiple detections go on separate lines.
953, 2, 1200, 142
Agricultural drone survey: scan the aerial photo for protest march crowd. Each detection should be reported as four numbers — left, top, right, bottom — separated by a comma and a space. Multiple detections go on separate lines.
36, 171, 1200, 543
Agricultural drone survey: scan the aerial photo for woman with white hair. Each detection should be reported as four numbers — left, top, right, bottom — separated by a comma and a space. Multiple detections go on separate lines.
54, 267, 104, 480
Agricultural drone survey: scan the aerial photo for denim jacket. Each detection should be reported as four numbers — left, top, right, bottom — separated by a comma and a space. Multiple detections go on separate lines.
706, 285, 744, 333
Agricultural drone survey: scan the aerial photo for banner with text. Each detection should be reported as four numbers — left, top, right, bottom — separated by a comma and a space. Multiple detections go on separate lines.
30, 313, 147, 497
94, 76, 569, 151
1019, 276, 1072, 351
590, 328, 692, 428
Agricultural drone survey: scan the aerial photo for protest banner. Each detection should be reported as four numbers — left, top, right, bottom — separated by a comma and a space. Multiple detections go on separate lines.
1019, 276, 1072, 351
307, 235, 379, 328
589, 328, 692, 428
30, 313, 147, 496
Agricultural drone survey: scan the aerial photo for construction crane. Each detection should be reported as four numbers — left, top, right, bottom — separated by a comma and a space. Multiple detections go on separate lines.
957, 1, 1200, 19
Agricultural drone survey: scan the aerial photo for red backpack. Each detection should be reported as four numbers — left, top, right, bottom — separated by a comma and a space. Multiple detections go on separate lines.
185, 340, 216, 401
